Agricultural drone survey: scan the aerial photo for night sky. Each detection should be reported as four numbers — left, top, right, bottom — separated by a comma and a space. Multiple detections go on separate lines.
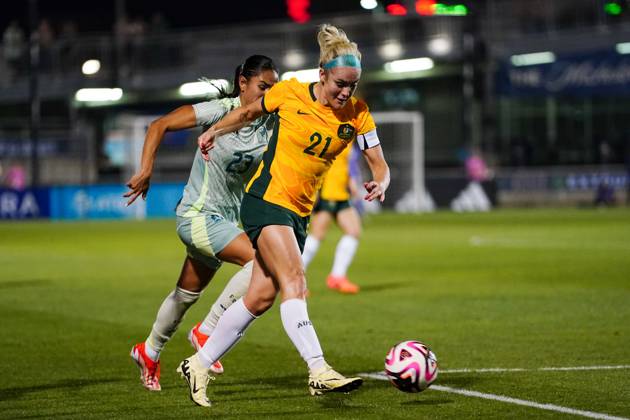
2, 0, 365, 34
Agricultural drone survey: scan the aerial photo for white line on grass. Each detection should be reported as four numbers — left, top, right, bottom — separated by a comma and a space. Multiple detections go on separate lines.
430, 385, 628, 420
359, 365, 630, 377
441, 365, 630, 374
467, 235, 630, 251
361, 371, 629, 420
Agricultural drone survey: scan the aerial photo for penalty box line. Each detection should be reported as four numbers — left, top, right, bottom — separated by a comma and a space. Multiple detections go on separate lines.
360, 370, 629, 420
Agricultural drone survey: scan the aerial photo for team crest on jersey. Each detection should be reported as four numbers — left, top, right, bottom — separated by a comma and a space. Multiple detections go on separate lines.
337, 123, 355, 141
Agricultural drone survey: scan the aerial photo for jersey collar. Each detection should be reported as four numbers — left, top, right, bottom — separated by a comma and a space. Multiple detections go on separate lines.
309, 82, 317, 102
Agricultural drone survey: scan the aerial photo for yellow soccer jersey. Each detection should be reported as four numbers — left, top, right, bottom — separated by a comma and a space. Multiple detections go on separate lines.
319, 144, 352, 201
246, 78, 376, 216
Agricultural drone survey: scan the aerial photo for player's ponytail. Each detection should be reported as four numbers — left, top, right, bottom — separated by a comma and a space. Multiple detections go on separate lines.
224, 64, 245, 98
216, 55, 278, 99
317, 24, 361, 69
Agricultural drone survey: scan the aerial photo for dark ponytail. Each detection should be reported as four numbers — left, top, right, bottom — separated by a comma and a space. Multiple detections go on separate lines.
216, 55, 278, 99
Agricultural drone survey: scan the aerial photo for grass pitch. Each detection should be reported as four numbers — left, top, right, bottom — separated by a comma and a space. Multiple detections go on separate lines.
1, 208, 629, 419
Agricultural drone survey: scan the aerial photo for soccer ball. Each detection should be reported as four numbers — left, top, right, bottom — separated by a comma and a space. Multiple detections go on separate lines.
384, 340, 438, 393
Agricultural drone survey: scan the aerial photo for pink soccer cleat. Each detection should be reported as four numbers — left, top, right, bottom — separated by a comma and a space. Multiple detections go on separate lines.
130, 342, 161, 391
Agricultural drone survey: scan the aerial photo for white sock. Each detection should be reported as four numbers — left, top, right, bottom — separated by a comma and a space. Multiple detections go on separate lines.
331, 235, 359, 277
199, 261, 253, 336
197, 298, 257, 368
145, 287, 200, 361
301, 235, 320, 269
280, 298, 325, 371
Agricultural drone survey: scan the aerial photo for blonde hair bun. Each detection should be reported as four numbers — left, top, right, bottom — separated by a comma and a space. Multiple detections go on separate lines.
317, 24, 361, 67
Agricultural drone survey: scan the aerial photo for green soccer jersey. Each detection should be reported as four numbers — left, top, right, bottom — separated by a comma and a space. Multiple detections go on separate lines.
176, 97, 275, 223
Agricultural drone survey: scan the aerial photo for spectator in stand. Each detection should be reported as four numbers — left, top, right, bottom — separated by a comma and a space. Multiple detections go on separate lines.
6, 164, 26, 190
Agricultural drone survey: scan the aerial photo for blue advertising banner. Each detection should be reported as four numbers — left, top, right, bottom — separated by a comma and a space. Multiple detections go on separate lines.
50, 185, 144, 220
498, 50, 630, 96
146, 183, 185, 218
0, 188, 50, 219
2, 183, 186, 220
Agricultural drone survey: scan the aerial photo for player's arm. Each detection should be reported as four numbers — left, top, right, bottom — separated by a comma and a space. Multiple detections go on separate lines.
124, 105, 197, 205
197, 99, 264, 160
356, 126, 390, 202
362, 145, 390, 202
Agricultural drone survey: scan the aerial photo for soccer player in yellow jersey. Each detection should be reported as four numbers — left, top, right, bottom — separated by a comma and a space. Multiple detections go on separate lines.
302, 144, 363, 294
176, 24, 390, 407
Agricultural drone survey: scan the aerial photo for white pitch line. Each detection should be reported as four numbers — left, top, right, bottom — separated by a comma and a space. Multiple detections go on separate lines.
430, 385, 628, 420
359, 365, 630, 377
360, 371, 629, 420
441, 365, 630, 374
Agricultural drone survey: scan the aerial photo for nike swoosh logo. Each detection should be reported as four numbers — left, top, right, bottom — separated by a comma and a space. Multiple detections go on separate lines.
297, 110, 310, 115
181, 360, 190, 378
192, 377, 200, 393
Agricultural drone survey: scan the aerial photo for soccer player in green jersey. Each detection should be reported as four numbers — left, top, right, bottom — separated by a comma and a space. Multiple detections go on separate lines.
125, 55, 278, 391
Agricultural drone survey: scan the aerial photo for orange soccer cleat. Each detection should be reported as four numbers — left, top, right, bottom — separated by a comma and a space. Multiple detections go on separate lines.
326, 275, 360, 294
188, 323, 224, 375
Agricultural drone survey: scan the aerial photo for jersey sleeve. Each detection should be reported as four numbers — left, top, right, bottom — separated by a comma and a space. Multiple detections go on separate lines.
354, 99, 376, 135
261, 80, 291, 114
192, 98, 238, 126
354, 99, 380, 150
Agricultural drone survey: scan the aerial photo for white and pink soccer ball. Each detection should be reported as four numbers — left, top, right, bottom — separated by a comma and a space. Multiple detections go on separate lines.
385, 340, 438, 393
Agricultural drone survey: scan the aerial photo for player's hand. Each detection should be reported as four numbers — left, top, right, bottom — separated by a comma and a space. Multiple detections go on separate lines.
198, 128, 217, 161
124, 171, 151, 206
364, 181, 386, 202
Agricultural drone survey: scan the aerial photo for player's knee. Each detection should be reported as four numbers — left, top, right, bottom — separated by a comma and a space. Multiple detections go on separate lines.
310, 219, 330, 239
281, 268, 307, 299
311, 231, 326, 241
347, 227, 361, 239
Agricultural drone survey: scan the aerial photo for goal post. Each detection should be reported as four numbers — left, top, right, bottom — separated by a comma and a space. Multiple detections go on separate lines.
371, 111, 434, 212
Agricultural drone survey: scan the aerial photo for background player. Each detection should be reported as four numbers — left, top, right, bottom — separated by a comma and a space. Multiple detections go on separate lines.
302, 143, 363, 294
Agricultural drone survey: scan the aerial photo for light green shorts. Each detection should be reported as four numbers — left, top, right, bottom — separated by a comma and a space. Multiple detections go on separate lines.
176, 214, 243, 270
